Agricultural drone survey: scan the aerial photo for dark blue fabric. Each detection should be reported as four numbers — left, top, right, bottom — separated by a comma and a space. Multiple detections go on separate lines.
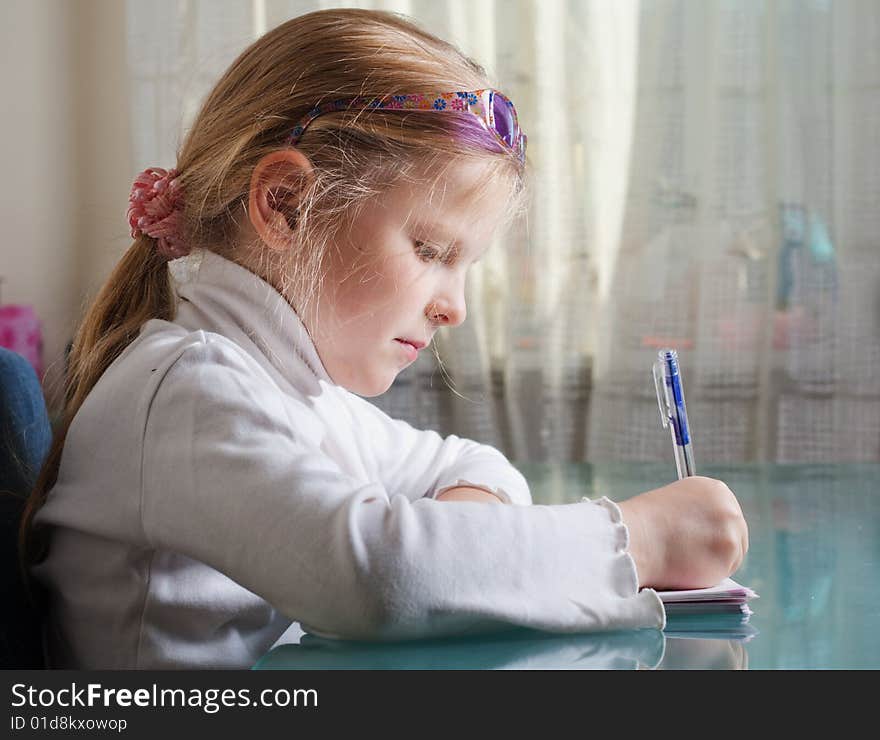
1, 348, 52, 495
0, 346, 51, 667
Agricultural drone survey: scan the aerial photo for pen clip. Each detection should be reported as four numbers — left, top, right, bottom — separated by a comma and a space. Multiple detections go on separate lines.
652, 359, 671, 429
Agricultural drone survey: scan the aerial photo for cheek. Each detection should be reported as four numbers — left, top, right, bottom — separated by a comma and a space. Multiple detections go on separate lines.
347, 258, 427, 312
327, 268, 400, 331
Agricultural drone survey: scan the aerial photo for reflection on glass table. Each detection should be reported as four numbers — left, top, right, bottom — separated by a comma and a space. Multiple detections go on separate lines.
253, 463, 880, 670
255, 620, 752, 670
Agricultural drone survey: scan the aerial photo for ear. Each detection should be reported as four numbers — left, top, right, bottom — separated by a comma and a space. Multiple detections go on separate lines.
248, 149, 315, 252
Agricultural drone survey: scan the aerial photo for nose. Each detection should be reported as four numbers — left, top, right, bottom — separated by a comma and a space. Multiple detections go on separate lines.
426, 278, 467, 328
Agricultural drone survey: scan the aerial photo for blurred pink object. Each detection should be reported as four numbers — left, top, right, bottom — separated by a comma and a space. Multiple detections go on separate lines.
716, 306, 813, 351
0, 304, 44, 379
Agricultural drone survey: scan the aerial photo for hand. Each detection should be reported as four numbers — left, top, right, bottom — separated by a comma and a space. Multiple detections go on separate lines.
435, 485, 505, 504
617, 476, 749, 590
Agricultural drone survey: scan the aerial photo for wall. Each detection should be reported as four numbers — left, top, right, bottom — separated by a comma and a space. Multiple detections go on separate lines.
0, 0, 133, 414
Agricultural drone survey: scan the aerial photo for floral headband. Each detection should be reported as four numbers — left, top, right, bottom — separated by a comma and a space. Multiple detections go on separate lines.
287, 89, 527, 164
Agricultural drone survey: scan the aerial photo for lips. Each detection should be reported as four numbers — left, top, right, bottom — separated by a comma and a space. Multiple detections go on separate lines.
394, 338, 425, 363
395, 338, 427, 350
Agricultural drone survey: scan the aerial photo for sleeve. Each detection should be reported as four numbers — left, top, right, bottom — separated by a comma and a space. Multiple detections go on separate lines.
141, 340, 665, 641
341, 391, 531, 505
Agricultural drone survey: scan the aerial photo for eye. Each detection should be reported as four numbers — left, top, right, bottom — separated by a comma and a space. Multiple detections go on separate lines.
414, 239, 459, 266
414, 240, 442, 262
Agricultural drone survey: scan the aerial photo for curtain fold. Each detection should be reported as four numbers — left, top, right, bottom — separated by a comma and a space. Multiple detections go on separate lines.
125, 0, 880, 463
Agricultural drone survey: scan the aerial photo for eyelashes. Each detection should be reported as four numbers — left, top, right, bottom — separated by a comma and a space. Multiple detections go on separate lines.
414, 240, 439, 261
414, 239, 458, 265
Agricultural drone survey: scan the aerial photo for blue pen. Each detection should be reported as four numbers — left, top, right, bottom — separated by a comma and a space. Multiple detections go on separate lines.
652, 348, 696, 479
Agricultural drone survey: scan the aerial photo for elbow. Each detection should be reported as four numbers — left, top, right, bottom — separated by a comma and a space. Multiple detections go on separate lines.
306, 495, 448, 641
347, 557, 429, 641
291, 552, 427, 643
299, 577, 424, 643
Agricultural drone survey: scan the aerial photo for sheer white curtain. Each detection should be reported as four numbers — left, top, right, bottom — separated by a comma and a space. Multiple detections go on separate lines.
589, 0, 879, 464
126, 0, 879, 464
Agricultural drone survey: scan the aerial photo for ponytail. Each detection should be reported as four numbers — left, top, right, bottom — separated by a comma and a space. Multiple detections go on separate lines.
19, 237, 174, 584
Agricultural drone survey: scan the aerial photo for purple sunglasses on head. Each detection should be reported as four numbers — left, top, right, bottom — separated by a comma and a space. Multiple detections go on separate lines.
287, 89, 527, 164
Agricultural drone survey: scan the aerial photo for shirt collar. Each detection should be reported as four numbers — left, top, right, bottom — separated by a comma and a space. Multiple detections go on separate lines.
170, 249, 334, 391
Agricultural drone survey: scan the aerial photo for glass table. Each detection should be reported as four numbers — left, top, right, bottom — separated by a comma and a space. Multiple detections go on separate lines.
254, 463, 880, 670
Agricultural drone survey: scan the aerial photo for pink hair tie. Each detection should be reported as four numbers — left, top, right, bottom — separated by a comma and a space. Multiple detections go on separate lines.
126, 166, 188, 260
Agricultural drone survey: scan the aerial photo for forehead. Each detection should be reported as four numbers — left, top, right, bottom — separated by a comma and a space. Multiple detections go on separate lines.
377, 159, 512, 244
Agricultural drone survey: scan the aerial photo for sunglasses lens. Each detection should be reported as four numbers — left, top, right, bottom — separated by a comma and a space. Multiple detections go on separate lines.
492, 94, 517, 148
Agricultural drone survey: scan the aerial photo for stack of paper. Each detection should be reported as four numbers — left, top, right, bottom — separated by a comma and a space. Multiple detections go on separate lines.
658, 578, 758, 620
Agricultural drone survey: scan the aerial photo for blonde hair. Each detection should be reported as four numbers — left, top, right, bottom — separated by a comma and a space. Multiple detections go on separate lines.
20, 8, 526, 577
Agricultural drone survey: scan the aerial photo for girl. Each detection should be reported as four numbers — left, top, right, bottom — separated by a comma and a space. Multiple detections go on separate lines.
21, 8, 747, 669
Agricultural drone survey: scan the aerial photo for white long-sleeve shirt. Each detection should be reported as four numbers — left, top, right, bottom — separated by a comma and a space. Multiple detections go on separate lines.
33, 249, 664, 669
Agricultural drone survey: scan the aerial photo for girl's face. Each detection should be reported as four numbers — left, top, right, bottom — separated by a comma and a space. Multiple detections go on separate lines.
307, 160, 508, 397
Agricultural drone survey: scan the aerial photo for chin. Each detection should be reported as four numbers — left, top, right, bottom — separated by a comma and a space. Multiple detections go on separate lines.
343, 371, 396, 398
358, 379, 395, 398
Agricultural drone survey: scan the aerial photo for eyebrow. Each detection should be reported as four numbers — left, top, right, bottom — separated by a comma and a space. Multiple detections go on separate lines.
411, 222, 459, 246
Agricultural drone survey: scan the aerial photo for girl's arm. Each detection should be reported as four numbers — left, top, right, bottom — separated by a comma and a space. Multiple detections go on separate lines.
435, 485, 506, 503
342, 392, 531, 505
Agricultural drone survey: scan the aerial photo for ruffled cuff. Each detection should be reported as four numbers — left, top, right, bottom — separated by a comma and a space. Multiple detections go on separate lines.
433, 479, 513, 504
582, 495, 666, 629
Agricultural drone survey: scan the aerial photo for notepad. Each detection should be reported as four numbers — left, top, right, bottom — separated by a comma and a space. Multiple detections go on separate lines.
658, 578, 758, 620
